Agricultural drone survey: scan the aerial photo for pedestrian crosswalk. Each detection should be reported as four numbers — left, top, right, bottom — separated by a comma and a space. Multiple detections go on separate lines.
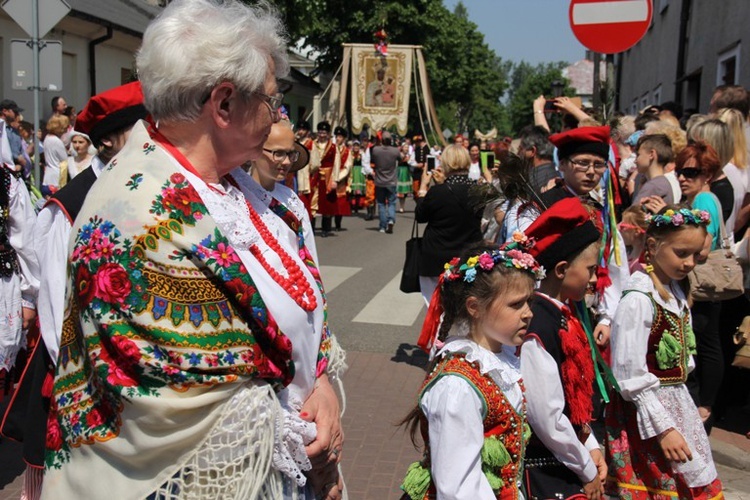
320, 266, 425, 327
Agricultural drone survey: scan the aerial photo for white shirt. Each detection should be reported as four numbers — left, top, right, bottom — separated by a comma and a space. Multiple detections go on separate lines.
421, 338, 525, 500
664, 170, 682, 204
42, 135, 69, 188
35, 157, 106, 362
610, 272, 694, 439
521, 293, 599, 484
723, 162, 748, 236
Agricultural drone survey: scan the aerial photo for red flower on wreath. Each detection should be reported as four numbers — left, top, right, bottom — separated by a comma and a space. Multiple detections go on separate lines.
94, 263, 132, 304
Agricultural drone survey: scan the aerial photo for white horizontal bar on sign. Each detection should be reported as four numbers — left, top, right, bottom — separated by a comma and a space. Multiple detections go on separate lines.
572, 0, 649, 25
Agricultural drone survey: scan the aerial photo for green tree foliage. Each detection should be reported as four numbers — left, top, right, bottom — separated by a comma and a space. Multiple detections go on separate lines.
261, 0, 572, 137
506, 61, 573, 134
264, 0, 509, 138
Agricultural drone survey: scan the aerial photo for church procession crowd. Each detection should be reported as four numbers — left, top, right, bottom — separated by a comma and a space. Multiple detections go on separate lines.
1, 0, 750, 499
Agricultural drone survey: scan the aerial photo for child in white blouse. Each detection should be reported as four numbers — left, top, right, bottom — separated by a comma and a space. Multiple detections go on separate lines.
400, 239, 544, 500
606, 206, 723, 498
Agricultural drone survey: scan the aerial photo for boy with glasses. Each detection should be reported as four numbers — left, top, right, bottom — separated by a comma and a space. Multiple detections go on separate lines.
539, 126, 631, 349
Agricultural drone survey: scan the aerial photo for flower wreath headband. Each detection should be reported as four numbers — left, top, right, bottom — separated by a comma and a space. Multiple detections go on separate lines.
442, 232, 546, 283
418, 232, 545, 353
646, 208, 710, 228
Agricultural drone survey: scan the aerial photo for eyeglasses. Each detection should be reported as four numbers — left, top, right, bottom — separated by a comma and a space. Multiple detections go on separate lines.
253, 91, 284, 121
676, 167, 702, 179
569, 158, 608, 172
263, 148, 299, 163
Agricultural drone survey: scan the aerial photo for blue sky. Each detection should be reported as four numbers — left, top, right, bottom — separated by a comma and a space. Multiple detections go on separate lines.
443, 0, 588, 65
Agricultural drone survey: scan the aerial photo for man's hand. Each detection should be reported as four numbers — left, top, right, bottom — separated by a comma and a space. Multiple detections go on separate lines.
301, 374, 343, 468
659, 429, 693, 463
594, 323, 610, 347
22, 307, 36, 330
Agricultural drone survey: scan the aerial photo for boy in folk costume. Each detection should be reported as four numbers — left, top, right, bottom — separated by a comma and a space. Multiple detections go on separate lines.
540, 126, 630, 348
306, 121, 340, 237
521, 197, 608, 500
333, 127, 352, 231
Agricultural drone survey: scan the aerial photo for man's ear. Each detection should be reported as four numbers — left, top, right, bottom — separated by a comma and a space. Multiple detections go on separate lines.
466, 296, 480, 320
554, 260, 569, 280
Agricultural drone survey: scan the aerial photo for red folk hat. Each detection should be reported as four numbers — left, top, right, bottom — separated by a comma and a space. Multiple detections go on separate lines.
549, 125, 611, 161
525, 197, 601, 271
75, 81, 148, 147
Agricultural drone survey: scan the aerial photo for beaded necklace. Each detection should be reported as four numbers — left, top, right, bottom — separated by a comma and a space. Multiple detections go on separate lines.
149, 125, 318, 312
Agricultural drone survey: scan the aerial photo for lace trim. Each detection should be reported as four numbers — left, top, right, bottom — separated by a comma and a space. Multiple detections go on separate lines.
274, 389, 317, 487
632, 386, 675, 440
437, 339, 522, 392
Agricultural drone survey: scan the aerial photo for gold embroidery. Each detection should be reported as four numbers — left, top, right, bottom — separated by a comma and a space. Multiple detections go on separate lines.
144, 267, 226, 303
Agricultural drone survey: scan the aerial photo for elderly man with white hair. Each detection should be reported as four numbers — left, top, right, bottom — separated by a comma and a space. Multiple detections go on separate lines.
40, 1, 345, 499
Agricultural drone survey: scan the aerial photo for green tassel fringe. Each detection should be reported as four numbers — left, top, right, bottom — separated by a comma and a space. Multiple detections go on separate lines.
483, 467, 505, 491
656, 332, 681, 369
481, 435, 511, 468
401, 461, 431, 500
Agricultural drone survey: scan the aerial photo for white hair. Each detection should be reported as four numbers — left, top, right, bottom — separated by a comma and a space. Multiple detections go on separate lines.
136, 0, 289, 122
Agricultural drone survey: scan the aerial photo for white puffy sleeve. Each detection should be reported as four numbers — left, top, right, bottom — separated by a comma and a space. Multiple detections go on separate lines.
34, 204, 72, 363
597, 232, 630, 325
521, 338, 598, 483
8, 175, 40, 308
611, 290, 675, 439
420, 375, 496, 500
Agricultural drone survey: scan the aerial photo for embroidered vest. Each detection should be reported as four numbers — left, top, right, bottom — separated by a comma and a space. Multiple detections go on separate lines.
625, 290, 694, 385
406, 354, 528, 500
0, 166, 19, 278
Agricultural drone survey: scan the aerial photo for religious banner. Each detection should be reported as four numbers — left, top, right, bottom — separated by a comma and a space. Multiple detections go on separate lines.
349, 45, 412, 135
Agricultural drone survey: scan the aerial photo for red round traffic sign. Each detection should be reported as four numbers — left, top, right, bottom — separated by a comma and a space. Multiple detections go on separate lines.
569, 0, 653, 54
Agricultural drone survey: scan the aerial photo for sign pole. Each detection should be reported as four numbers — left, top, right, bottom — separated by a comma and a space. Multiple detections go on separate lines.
32, 0, 41, 189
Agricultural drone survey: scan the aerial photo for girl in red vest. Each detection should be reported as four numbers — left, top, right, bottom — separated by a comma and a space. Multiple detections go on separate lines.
400, 239, 544, 499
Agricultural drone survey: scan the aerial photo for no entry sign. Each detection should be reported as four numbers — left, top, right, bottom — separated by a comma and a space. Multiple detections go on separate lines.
570, 0, 653, 54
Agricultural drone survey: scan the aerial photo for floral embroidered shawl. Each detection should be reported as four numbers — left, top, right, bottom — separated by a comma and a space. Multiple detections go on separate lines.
42, 122, 329, 498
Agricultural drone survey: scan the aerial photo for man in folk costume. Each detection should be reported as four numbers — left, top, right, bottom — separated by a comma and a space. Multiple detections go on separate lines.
521, 197, 608, 499
308, 121, 341, 237
36, 1, 346, 499
332, 126, 352, 231
539, 126, 630, 348
1, 82, 148, 500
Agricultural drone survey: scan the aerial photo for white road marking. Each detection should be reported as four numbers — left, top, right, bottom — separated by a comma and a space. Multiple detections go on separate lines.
352, 271, 425, 326
572, 0, 649, 25
319, 265, 362, 293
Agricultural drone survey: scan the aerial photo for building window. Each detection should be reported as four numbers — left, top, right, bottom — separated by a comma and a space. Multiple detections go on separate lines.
652, 85, 662, 106
717, 44, 740, 86
641, 93, 650, 111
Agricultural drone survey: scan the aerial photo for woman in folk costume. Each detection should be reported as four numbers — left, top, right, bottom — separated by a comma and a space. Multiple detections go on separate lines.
308, 121, 341, 237
401, 240, 545, 499
521, 197, 608, 499
605, 207, 723, 499
332, 127, 352, 231
347, 140, 366, 213
0, 163, 39, 374
40, 1, 345, 499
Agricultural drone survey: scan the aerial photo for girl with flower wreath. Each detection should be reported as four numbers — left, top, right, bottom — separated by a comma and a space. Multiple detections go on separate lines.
399, 238, 544, 499
605, 205, 723, 499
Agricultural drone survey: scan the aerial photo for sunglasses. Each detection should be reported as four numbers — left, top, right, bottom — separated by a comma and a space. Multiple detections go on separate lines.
676, 167, 702, 179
